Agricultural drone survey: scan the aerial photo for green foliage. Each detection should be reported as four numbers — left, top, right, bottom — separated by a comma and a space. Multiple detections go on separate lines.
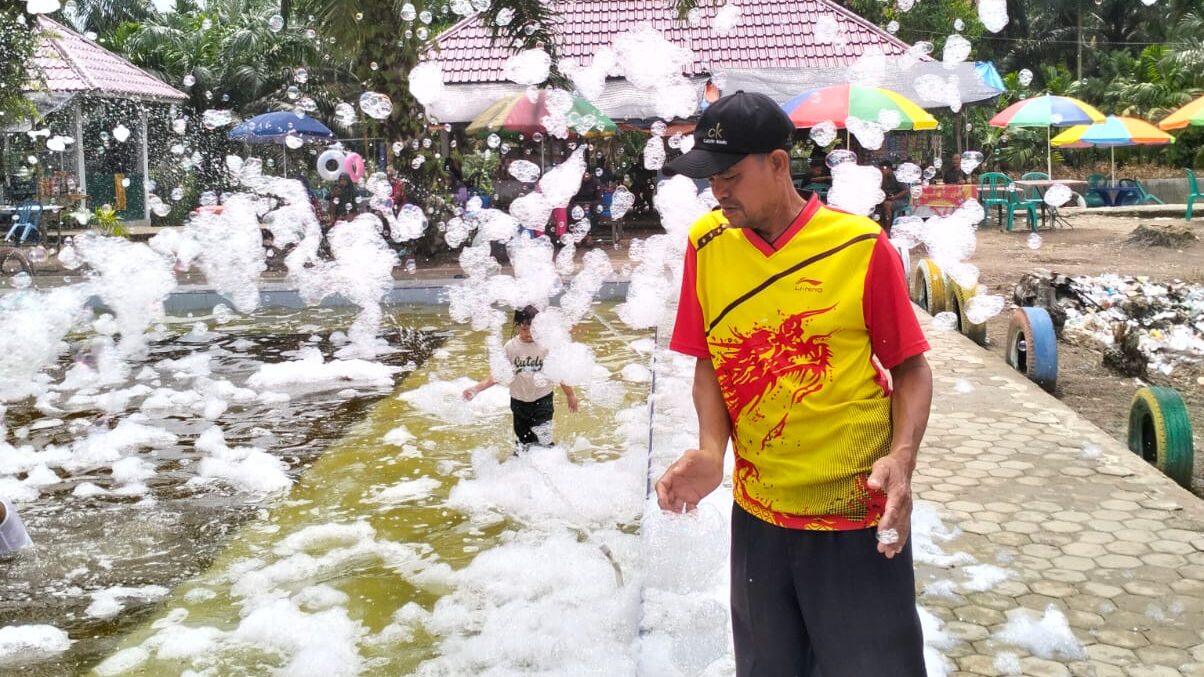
460, 149, 499, 194
91, 204, 130, 237
0, 7, 38, 124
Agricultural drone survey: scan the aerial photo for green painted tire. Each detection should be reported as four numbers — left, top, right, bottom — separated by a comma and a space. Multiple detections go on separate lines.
944, 278, 988, 347
909, 258, 947, 315
1128, 386, 1195, 489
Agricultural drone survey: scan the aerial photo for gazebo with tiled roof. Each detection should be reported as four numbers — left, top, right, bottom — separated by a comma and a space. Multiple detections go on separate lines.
12, 16, 187, 223
427, 0, 1003, 124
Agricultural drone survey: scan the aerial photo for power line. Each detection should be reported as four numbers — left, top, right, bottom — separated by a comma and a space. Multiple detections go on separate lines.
896, 26, 1194, 48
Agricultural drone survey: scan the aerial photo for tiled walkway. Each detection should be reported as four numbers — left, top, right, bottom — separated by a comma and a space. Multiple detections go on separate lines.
646, 307, 1204, 677
916, 311, 1204, 676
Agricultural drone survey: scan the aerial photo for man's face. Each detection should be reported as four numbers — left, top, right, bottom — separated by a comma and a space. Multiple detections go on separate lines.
707, 153, 777, 229
879, 165, 893, 177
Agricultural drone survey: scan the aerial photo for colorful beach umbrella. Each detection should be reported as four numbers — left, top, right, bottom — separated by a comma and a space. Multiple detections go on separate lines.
1051, 116, 1174, 183
780, 84, 939, 131
1158, 94, 1204, 131
466, 90, 616, 138
989, 94, 1107, 176
1051, 115, 1174, 147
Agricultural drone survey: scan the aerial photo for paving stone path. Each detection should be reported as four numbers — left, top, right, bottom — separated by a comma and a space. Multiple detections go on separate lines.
916, 310, 1204, 677
647, 307, 1204, 677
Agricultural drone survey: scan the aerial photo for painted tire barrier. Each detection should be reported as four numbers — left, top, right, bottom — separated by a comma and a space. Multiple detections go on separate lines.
1006, 307, 1058, 392
1128, 386, 1194, 489
342, 152, 366, 183
945, 279, 988, 346
893, 241, 911, 281
909, 258, 947, 315
317, 149, 346, 181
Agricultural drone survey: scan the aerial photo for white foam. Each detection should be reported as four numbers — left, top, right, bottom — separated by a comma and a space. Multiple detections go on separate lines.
86, 585, 170, 619
369, 477, 441, 504
995, 604, 1085, 660
246, 348, 399, 392
0, 624, 73, 667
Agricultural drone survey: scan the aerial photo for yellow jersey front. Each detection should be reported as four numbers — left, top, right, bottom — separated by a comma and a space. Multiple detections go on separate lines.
671, 196, 928, 529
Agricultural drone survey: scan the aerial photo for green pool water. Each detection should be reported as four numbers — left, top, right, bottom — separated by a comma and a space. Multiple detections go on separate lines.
89, 306, 654, 675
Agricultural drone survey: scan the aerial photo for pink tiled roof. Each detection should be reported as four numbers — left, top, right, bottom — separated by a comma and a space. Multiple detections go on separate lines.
433, 0, 913, 84
28, 16, 186, 101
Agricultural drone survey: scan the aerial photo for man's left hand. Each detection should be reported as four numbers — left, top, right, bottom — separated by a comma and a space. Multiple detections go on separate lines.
566, 392, 579, 413
867, 454, 914, 559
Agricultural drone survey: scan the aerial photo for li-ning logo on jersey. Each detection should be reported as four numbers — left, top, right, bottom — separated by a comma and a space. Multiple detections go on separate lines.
705, 123, 727, 145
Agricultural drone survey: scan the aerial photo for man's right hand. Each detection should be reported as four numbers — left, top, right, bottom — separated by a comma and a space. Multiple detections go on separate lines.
655, 448, 725, 513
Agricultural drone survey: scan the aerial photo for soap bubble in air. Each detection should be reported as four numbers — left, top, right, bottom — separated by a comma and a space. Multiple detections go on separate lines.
1027, 233, 1042, 249
932, 312, 958, 331
1043, 183, 1073, 207
609, 186, 636, 219
895, 162, 922, 184
943, 35, 972, 67
268, 14, 284, 32
508, 160, 542, 183
712, 3, 741, 35
960, 150, 984, 175
1018, 68, 1034, 87
643, 136, 666, 171
825, 149, 858, 169
810, 120, 838, 147
964, 294, 1005, 324
978, 0, 1009, 33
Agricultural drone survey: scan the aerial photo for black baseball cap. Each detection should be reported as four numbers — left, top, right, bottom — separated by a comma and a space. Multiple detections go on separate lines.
663, 91, 796, 179
513, 305, 539, 324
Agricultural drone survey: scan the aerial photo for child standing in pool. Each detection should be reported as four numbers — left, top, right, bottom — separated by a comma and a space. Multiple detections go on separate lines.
462, 305, 579, 451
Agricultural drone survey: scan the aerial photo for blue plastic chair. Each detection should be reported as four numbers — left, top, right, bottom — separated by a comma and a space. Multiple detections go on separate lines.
4, 200, 41, 244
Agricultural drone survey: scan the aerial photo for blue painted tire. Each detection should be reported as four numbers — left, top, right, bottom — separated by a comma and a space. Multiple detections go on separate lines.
1006, 307, 1058, 392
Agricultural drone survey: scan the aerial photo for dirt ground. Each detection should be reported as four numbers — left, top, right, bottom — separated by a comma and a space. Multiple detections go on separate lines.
968, 210, 1204, 496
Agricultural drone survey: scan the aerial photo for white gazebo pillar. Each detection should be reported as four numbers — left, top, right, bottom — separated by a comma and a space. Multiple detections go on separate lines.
139, 103, 150, 225
73, 100, 86, 202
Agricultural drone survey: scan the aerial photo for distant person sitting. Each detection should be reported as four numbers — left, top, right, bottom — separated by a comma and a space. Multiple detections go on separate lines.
572, 170, 602, 245
878, 160, 909, 233
941, 155, 963, 185
332, 173, 358, 224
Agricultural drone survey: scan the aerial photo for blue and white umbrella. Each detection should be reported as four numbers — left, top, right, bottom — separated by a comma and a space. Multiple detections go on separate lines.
228, 111, 335, 144
229, 112, 335, 174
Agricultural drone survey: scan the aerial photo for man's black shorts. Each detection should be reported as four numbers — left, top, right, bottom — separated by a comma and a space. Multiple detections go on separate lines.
730, 503, 927, 677
510, 394, 553, 449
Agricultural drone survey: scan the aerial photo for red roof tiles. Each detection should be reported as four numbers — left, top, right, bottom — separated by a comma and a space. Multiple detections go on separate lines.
29, 16, 187, 102
433, 0, 912, 85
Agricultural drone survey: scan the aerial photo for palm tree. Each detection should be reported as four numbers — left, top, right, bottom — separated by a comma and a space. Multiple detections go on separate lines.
58, 0, 158, 40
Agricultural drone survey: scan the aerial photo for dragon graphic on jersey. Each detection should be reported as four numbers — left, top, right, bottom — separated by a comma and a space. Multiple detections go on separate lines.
708, 305, 837, 449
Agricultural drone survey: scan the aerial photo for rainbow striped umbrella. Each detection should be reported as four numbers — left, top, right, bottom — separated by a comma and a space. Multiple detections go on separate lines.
989, 95, 1106, 176
466, 90, 616, 138
1158, 94, 1204, 131
1052, 116, 1173, 183
780, 84, 939, 131
989, 95, 1106, 128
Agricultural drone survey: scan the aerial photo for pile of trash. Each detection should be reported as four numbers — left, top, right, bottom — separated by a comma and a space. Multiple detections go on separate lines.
1014, 271, 1204, 377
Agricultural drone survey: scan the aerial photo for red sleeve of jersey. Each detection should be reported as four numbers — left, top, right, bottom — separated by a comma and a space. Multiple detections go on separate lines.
863, 232, 930, 370
669, 241, 710, 359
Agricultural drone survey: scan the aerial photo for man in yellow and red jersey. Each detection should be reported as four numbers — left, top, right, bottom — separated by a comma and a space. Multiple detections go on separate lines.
655, 91, 933, 677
